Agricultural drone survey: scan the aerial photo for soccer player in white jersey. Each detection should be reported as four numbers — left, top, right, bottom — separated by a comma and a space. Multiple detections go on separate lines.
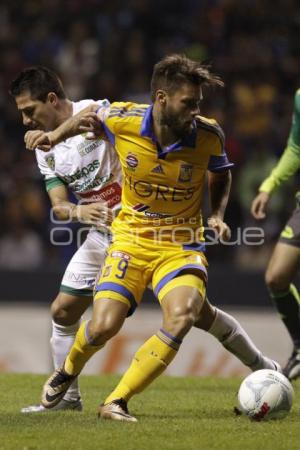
10, 66, 122, 412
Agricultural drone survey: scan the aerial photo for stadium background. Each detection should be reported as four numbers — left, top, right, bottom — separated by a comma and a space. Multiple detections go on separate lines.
0, 0, 299, 375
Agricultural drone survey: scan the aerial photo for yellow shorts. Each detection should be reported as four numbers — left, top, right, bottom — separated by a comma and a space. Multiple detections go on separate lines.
94, 236, 208, 315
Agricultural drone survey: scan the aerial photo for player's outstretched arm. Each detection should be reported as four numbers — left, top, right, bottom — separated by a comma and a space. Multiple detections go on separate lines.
24, 103, 100, 151
207, 169, 232, 242
24, 130, 53, 151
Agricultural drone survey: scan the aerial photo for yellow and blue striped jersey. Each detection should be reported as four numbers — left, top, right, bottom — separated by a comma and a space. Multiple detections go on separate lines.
98, 102, 232, 243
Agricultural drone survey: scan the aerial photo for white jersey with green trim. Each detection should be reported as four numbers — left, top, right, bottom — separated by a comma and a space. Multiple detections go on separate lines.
35, 99, 122, 213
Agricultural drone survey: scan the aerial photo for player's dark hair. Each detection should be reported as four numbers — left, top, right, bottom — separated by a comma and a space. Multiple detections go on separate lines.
9, 66, 66, 101
150, 54, 224, 101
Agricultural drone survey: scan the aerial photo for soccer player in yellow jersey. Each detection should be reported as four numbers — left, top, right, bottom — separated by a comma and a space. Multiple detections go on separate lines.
28, 55, 280, 422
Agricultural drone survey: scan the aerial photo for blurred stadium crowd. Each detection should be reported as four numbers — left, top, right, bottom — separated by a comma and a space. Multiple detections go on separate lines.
0, 0, 299, 270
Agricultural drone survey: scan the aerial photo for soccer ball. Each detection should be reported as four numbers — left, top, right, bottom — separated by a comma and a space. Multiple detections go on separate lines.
237, 369, 294, 421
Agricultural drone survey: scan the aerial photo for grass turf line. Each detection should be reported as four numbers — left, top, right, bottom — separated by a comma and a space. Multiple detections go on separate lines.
0, 373, 299, 450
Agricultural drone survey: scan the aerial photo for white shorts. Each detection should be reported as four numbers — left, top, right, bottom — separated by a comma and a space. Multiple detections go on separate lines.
60, 229, 110, 296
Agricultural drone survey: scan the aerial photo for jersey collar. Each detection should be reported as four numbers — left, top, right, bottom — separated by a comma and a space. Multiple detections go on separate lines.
140, 105, 197, 158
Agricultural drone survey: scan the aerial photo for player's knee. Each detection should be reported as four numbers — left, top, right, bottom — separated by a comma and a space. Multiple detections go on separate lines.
51, 300, 72, 326
265, 269, 289, 293
164, 303, 198, 337
51, 301, 64, 322
87, 316, 123, 345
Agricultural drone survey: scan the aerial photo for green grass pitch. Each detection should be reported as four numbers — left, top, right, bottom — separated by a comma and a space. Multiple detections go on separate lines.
1, 373, 299, 450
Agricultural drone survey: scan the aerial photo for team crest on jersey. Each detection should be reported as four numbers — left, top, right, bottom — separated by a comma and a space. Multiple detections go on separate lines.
126, 153, 138, 171
45, 154, 55, 171
178, 163, 193, 182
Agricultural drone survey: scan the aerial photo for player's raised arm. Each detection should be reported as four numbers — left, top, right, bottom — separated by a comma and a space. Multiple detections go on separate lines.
79, 101, 133, 147
24, 130, 53, 151
24, 103, 102, 150
207, 169, 232, 241
78, 107, 110, 134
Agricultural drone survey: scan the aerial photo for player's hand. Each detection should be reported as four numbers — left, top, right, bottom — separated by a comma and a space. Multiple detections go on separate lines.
251, 192, 270, 220
207, 215, 231, 242
24, 130, 54, 151
75, 202, 114, 226
78, 112, 104, 139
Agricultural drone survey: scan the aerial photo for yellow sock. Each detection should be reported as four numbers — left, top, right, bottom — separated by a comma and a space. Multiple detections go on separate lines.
104, 329, 181, 404
64, 321, 103, 375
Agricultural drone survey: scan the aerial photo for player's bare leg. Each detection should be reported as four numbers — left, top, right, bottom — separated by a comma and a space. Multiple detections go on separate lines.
265, 242, 300, 379
100, 279, 205, 422
51, 291, 93, 326
21, 292, 92, 413
41, 298, 128, 409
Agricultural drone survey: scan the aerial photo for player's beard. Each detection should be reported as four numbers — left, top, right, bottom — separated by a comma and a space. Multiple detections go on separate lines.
161, 108, 192, 140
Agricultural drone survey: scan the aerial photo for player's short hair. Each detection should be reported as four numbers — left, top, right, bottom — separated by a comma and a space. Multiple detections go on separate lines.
150, 54, 224, 101
9, 66, 66, 101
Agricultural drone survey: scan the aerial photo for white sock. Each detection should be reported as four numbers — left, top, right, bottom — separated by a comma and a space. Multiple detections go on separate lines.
208, 308, 276, 371
50, 320, 81, 402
